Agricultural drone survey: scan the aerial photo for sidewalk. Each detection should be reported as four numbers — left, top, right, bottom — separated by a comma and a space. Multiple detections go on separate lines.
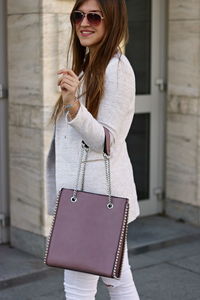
1, 215, 200, 299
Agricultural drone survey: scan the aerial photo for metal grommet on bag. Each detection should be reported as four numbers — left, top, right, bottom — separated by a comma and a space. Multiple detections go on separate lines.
107, 203, 114, 209
71, 196, 77, 203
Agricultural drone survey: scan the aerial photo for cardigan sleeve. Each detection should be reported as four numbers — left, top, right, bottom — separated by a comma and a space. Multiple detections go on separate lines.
65, 56, 135, 153
46, 127, 57, 215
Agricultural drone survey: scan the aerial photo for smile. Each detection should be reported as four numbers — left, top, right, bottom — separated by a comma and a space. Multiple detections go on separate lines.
80, 30, 95, 37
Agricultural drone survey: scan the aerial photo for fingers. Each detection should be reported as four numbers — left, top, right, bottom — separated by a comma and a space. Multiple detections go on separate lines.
57, 75, 79, 86
57, 69, 78, 80
57, 69, 80, 99
58, 77, 79, 94
60, 81, 77, 93
60, 83, 70, 91
57, 73, 79, 87
60, 78, 75, 88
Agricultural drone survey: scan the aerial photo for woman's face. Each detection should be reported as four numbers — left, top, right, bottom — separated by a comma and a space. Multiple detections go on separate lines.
75, 0, 105, 50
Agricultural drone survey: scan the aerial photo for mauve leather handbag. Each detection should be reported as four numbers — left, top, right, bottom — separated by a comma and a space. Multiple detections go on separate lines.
44, 127, 129, 279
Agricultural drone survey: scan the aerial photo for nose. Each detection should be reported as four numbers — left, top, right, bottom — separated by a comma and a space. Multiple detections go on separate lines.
80, 14, 90, 26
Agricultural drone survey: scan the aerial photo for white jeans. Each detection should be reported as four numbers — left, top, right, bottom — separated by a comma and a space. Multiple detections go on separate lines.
63, 240, 140, 299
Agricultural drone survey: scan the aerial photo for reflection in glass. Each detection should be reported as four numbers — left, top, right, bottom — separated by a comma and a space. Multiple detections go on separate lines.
126, 0, 152, 95
126, 113, 150, 200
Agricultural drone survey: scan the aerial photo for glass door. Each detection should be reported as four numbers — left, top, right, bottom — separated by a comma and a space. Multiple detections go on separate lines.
125, 0, 167, 216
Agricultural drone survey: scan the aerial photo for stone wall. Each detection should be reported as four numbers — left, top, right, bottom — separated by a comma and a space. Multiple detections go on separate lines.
7, 0, 74, 257
166, 0, 200, 225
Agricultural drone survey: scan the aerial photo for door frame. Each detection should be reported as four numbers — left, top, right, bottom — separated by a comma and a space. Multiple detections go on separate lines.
0, 0, 9, 244
131, 0, 167, 216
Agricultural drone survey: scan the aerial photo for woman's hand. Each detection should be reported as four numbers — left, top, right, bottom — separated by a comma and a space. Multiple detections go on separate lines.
57, 69, 80, 105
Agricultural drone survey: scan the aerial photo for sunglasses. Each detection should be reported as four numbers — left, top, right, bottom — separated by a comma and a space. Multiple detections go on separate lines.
71, 10, 104, 26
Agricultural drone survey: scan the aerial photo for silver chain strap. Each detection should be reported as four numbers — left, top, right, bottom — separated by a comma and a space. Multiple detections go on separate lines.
70, 142, 114, 209
104, 152, 112, 207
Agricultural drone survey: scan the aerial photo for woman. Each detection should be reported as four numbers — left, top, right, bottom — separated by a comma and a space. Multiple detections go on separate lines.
46, 0, 140, 298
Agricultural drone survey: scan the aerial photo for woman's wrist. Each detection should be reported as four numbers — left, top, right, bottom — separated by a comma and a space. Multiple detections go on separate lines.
63, 97, 79, 110
66, 100, 81, 120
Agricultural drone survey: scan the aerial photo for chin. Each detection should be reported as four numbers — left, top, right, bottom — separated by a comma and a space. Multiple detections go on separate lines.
79, 37, 101, 48
80, 41, 92, 47
79, 40, 94, 48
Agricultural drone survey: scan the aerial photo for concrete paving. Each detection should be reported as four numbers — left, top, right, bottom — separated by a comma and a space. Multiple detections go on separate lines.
127, 215, 200, 254
1, 215, 200, 299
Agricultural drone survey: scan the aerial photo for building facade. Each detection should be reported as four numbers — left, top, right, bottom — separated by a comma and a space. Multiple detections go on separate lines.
0, 0, 200, 257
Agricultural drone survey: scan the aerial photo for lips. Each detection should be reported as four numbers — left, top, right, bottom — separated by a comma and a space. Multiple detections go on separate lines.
80, 30, 95, 37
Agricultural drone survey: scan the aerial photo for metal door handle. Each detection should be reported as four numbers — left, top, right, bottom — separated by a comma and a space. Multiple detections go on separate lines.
155, 78, 167, 92
0, 84, 8, 98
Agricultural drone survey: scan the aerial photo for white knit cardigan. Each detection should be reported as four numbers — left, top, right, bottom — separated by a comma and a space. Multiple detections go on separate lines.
46, 52, 140, 224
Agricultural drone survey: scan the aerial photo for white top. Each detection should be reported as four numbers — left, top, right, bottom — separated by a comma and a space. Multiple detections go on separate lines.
46, 52, 140, 224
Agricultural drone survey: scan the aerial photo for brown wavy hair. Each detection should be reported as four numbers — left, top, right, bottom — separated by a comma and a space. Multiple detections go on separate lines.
51, 0, 129, 122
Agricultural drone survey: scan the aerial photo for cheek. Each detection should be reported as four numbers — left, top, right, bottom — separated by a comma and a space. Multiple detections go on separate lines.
98, 24, 106, 40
